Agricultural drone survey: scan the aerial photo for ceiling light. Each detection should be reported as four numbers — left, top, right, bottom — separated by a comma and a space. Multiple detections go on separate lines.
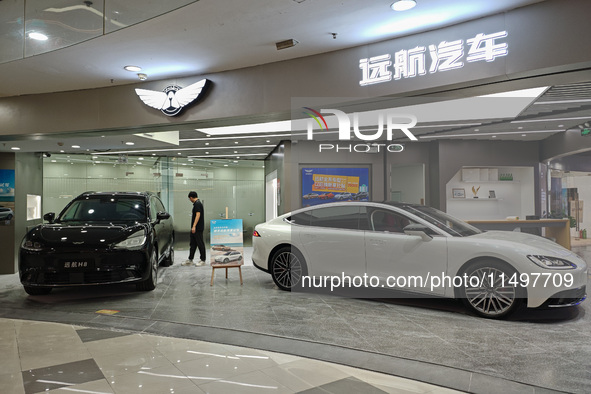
205, 142, 209, 145
124, 65, 142, 72
72, 145, 80, 148
137, 73, 148, 81
391, 0, 416, 11
522, 134, 526, 137
11, 147, 20, 150
234, 141, 239, 144
125, 142, 134, 146
29, 32, 48, 41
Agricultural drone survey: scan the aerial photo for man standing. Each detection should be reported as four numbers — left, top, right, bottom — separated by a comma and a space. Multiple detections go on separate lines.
183, 191, 206, 266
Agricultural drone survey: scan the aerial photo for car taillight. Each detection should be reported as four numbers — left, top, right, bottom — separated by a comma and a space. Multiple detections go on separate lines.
253, 230, 261, 237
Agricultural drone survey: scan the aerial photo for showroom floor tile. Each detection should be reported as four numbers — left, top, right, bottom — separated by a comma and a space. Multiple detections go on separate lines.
0, 318, 461, 394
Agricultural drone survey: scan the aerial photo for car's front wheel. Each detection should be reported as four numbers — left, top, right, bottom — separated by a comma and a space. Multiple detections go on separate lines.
270, 246, 307, 291
162, 245, 174, 267
137, 249, 158, 291
460, 260, 523, 319
24, 286, 52, 295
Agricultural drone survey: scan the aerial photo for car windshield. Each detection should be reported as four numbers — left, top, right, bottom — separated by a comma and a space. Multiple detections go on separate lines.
58, 197, 146, 223
401, 205, 481, 237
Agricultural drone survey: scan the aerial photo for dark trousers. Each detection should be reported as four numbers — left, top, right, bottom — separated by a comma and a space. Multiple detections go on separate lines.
189, 231, 206, 262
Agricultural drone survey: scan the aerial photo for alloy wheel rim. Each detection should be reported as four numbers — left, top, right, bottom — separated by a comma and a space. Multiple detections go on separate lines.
273, 251, 302, 289
464, 267, 516, 316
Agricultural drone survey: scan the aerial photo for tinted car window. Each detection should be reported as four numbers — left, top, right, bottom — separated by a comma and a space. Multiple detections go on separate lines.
307, 206, 365, 230
60, 197, 146, 222
368, 208, 415, 233
289, 211, 314, 225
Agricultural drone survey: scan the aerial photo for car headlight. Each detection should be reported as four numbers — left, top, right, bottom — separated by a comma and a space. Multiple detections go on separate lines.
113, 230, 146, 250
22, 240, 45, 251
527, 255, 577, 269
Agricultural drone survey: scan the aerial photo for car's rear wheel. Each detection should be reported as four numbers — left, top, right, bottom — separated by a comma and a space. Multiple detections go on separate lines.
460, 260, 523, 319
270, 246, 307, 291
24, 286, 52, 295
137, 249, 157, 291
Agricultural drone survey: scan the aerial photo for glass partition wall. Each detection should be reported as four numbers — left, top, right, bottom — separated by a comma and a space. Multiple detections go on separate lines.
43, 154, 265, 248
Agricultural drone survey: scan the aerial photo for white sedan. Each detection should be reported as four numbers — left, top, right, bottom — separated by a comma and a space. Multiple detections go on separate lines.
214, 250, 243, 264
252, 202, 587, 319
0, 206, 13, 220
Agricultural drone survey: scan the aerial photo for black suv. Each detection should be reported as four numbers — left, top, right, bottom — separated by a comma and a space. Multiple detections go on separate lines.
19, 191, 174, 295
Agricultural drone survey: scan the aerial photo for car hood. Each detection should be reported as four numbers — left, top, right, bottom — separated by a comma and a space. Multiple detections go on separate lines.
30, 222, 146, 247
469, 231, 575, 258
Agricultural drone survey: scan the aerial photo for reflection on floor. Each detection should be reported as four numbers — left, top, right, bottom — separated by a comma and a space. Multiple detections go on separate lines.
0, 318, 461, 394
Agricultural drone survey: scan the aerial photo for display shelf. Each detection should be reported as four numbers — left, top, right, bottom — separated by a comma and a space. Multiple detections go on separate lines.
457, 180, 519, 184
448, 198, 500, 201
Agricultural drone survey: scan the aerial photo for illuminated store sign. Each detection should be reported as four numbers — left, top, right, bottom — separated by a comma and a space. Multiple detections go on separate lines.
135, 79, 209, 116
359, 31, 508, 86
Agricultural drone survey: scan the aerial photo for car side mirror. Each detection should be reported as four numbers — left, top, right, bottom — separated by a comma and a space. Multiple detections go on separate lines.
43, 212, 55, 223
156, 212, 171, 221
403, 223, 433, 241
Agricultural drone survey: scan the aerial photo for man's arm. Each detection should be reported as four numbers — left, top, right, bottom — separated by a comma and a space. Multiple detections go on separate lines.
192, 212, 200, 233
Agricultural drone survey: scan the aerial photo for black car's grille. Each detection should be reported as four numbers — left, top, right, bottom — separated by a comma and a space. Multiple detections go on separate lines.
20, 250, 147, 286
39, 270, 142, 285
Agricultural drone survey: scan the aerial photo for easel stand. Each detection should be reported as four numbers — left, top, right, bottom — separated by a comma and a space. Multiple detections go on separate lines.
210, 263, 243, 286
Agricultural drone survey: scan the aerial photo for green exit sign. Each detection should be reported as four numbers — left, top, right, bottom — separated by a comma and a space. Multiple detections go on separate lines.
582, 128, 591, 136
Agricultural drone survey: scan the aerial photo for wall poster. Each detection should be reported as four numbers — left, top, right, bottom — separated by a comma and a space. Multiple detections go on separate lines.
0, 169, 15, 225
302, 167, 369, 207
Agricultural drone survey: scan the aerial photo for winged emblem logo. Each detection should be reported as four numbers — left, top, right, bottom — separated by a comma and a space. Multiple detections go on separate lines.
135, 79, 209, 116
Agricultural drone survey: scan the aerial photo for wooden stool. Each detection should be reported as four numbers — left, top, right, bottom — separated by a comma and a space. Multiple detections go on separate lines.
210, 263, 243, 286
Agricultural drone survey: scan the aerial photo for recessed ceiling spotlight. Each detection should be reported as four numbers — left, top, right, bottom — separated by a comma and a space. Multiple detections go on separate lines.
234, 141, 239, 144
60, 150, 65, 153
492, 135, 497, 138
125, 142, 135, 146
124, 65, 142, 72
522, 134, 526, 137
139, 157, 144, 160
11, 147, 20, 150
474, 129, 479, 132
233, 161, 238, 163
137, 73, 148, 81
205, 142, 209, 146
29, 32, 48, 41
72, 145, 81, 148
391, 0, 416, 11
266, 140, 271, 143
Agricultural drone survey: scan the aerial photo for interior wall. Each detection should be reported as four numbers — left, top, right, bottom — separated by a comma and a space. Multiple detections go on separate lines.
0, 153, 16, 274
